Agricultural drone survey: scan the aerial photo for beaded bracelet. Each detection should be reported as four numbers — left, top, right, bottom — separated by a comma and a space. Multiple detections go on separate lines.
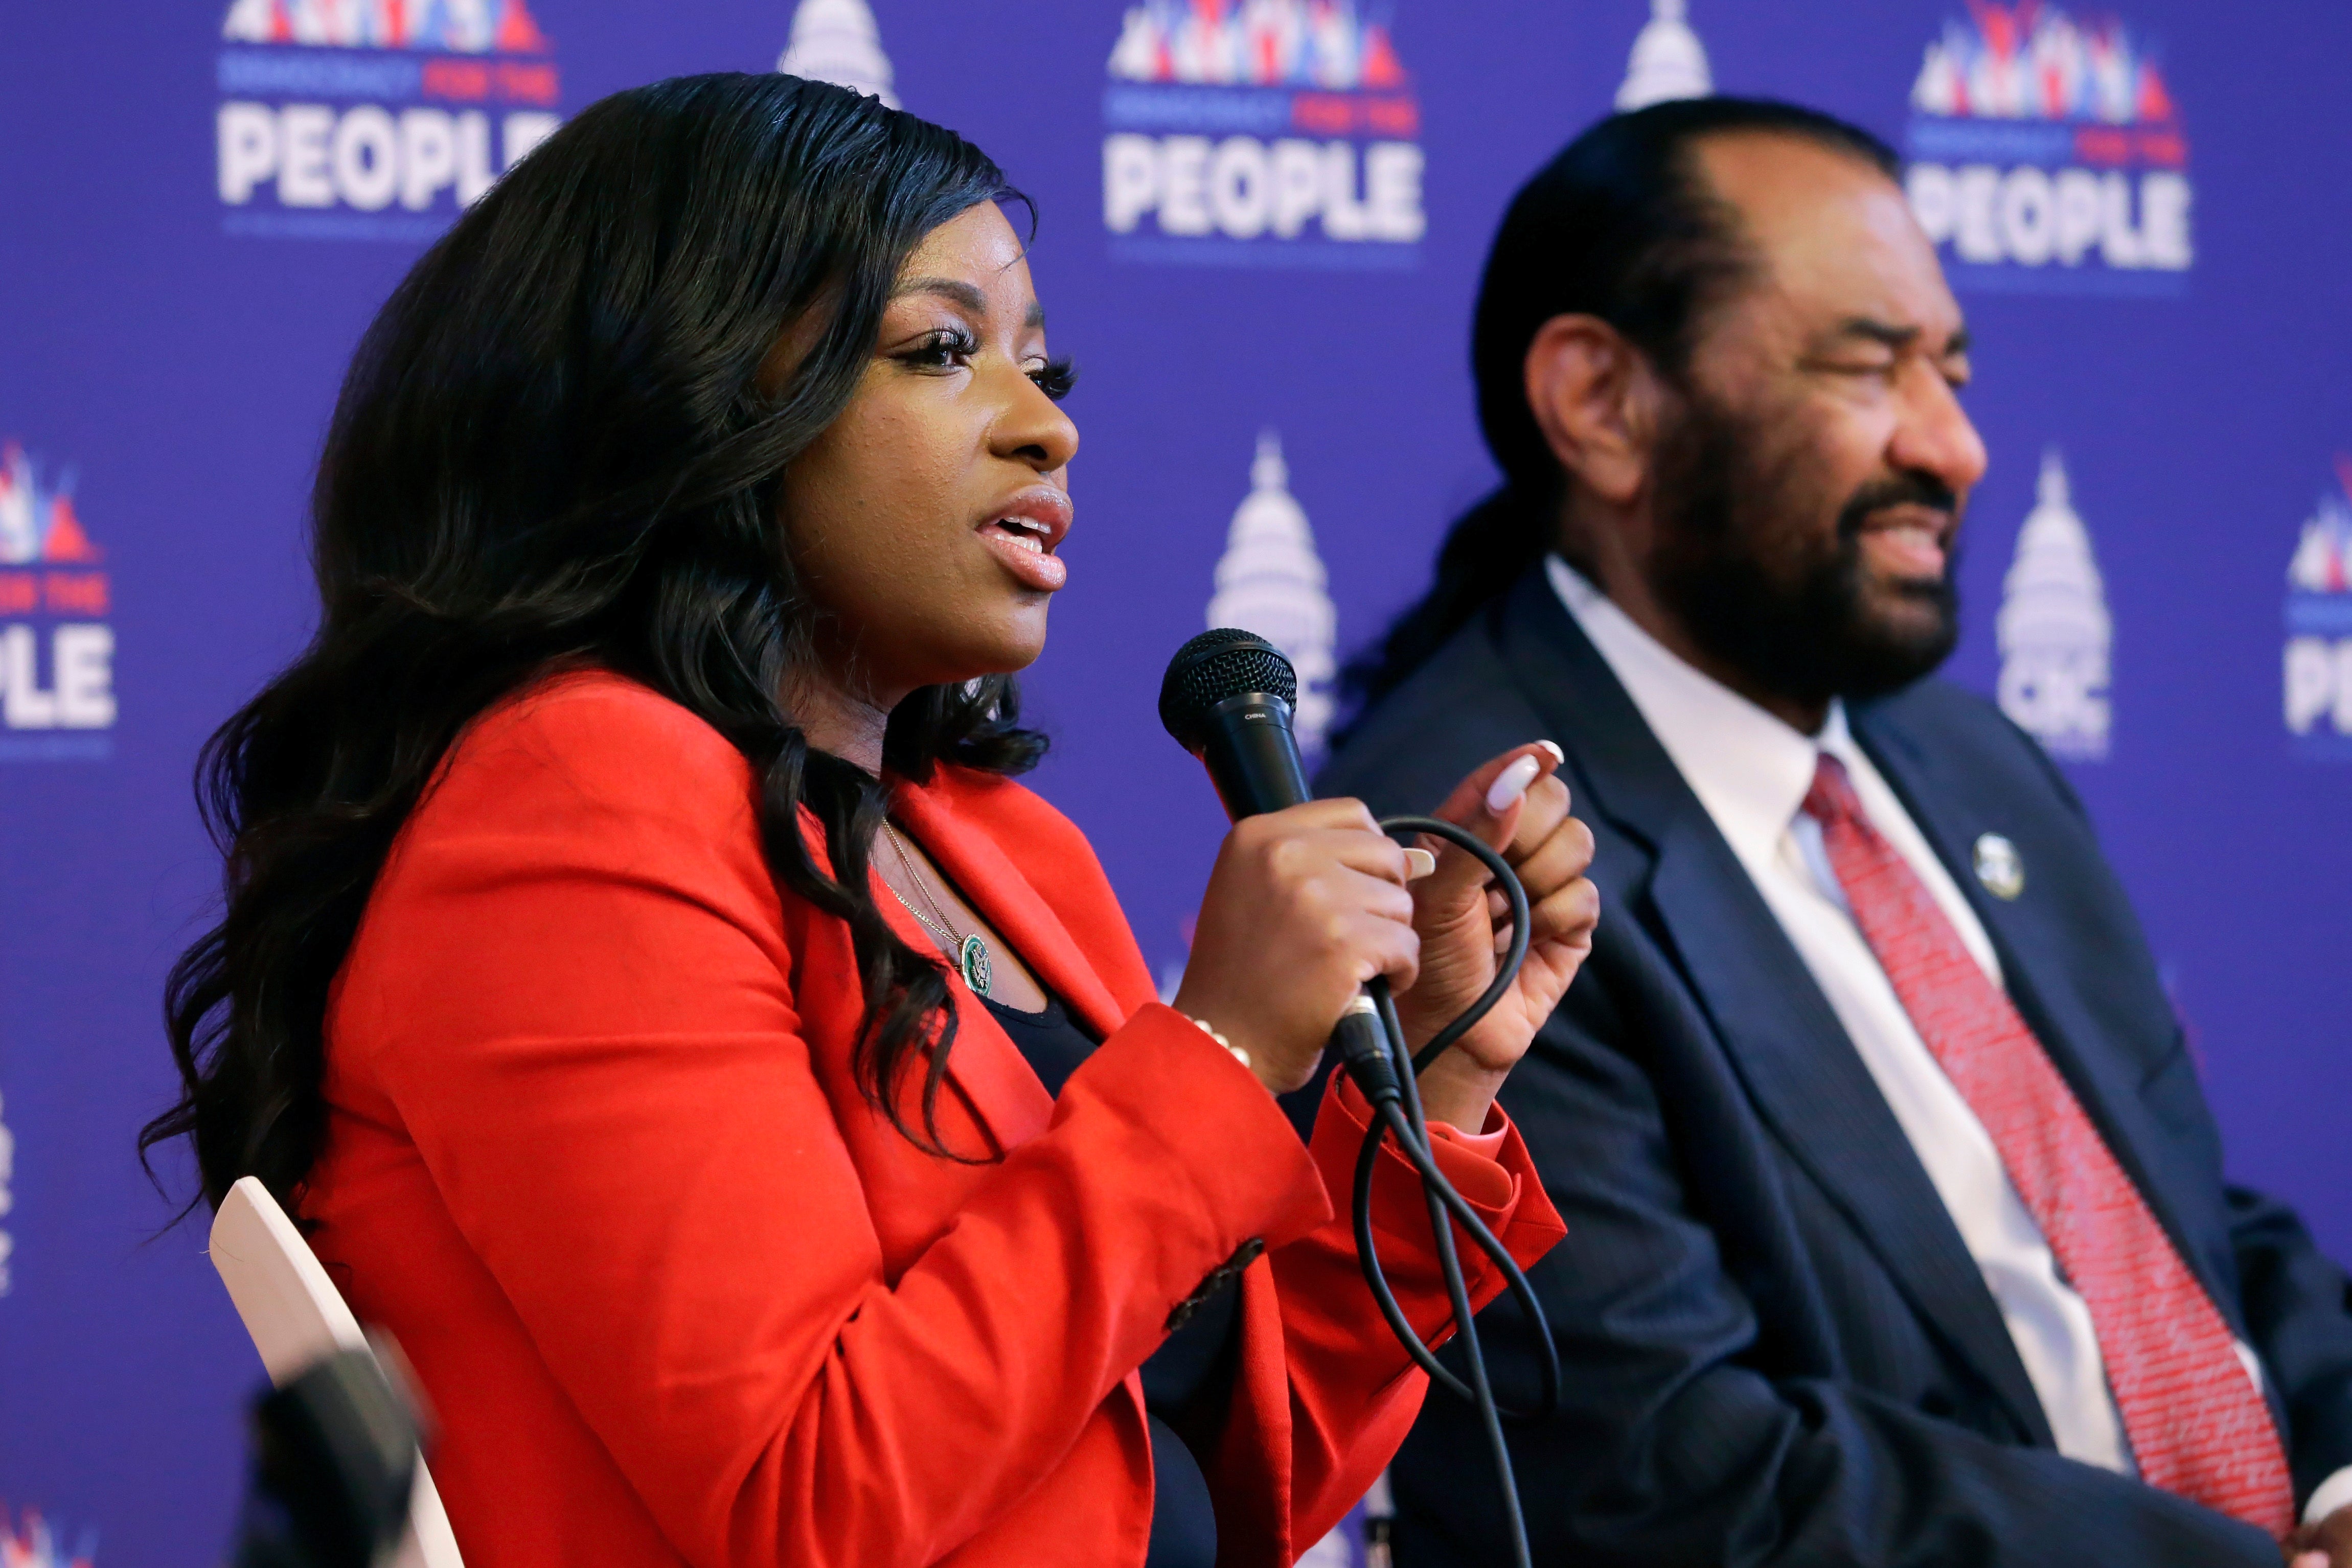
1183, 1015, 1251, 1072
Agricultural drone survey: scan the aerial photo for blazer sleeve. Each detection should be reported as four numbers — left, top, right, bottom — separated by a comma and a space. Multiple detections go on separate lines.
2228, 1182, 2352, 1504
929, 759, 1570, 1555
1260, 1073, 1565, 1550
1388, 936, 2289, 1568
331, 683, 1335, 1568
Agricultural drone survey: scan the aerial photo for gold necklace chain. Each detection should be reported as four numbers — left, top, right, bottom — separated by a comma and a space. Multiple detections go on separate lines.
881, 823, 964, 943
880, 823, 994, 997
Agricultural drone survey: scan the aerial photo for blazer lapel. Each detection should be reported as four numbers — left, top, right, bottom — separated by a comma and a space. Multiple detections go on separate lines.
890, 780, 1128, 1037
1851, 710, 2240, 1330
886, 779, 1131, 1138
1645, 819, 2051, 1440
1495, 573, 2052, 1443
863, 871, 1054, 1155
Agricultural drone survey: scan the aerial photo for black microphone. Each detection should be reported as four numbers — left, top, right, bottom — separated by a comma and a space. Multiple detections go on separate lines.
1158, 629, 1400, 1104
1162, 632, 1557, 1568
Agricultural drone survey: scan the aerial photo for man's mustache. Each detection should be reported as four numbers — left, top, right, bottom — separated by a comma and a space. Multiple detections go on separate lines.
1839, 473, 1962, 540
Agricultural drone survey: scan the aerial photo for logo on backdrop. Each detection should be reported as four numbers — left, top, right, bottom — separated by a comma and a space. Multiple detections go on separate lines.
778, 0, 898, 105
1616, 0, 1711, 111
1205, 431, 1337, 755
2, 1509, 96, 1568
1904, 5, 2190, 296
1102, 0, 1424, 268
0, 442, 115, 762
216, 0, 565, 242
1997, 448, 2111, 761
2282, 457, 2352, 756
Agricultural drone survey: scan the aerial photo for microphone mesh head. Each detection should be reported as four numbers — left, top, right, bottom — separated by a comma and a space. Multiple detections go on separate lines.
1159, 629, 1297, 752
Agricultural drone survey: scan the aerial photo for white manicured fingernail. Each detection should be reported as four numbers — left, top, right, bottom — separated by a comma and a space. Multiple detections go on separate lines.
1403, 847, 1436, 880
1486, 754, 1541, 815
1536, 740, 1564, 766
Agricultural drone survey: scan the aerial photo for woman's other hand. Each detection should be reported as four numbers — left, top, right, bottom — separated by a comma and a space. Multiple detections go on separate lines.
1173, 799, 1417, 1095
1394, 742, 1600, 1132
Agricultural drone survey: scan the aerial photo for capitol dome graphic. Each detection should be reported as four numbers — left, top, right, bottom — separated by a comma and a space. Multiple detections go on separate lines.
1997, 448, 2111, 760
1205, 431, 1338, 756
778, 0, 898, 107
1617, 0, 1712, 111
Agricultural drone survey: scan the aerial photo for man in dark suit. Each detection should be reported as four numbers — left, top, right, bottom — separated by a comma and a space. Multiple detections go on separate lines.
1320, 97, 2352, 1566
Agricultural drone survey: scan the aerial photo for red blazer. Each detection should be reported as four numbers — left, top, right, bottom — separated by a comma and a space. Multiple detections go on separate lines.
304, 671, 1564, 1568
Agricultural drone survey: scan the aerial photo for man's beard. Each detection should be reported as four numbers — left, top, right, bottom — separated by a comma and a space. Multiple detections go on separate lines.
1648, 388, 1961, 711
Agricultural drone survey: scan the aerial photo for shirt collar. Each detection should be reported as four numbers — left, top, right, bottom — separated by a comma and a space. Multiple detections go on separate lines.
1547, 555, 1842, 871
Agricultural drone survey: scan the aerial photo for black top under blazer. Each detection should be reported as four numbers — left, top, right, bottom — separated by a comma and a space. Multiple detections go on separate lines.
1316, 567, 2352, 1567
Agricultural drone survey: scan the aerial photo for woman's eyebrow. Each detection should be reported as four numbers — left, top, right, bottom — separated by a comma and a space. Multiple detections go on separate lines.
893, 277, 987, 312
892, 277, 1046, 329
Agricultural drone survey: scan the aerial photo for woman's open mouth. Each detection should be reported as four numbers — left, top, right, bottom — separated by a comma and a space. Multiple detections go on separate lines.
977, 490, 1072, 592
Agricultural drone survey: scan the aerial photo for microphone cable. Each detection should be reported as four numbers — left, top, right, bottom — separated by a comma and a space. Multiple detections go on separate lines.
1330, 813, 1560, 1568
1152, 629, 1555, 1566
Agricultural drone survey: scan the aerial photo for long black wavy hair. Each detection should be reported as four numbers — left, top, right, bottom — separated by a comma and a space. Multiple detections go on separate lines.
144, 73, 1044, 1213
1337, 97, 1899, 724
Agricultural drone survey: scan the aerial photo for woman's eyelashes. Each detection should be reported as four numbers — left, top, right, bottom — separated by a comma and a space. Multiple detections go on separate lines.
1028, 357, 1076, 402
890, 329, 1074, 401
898, 325, 978, 373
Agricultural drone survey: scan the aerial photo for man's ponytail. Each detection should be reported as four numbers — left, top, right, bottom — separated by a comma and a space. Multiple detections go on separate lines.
1335, 483, 1549, 730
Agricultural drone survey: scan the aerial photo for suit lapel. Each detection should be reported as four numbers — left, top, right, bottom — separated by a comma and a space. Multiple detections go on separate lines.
890, 780, 1129, 1037
1495, 574, 2052, 1442
1643, 819, 2051, 1439
1849, 711, 2237, 1329
864, 876, 1054, 1154
885, 778, 1130, 1148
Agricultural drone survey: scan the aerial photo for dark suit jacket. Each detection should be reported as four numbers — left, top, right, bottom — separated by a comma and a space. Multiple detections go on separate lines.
1317, 569, 2352, 1566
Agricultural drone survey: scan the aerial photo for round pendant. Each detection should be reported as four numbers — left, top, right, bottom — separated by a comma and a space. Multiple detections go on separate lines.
958, 933, 992, 998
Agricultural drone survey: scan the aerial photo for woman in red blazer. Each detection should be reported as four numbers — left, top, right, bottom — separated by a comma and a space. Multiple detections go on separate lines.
149, 75, 1597, 1567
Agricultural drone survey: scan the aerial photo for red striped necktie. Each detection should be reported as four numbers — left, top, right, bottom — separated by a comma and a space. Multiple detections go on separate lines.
1802, 752, 2294, 1536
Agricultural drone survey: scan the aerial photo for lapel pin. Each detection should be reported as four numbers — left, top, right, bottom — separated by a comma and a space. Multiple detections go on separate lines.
1973, 833, 2025, 900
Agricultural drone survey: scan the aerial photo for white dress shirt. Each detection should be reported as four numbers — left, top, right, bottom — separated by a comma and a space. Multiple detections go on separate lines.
1548, 558, 2350, 1521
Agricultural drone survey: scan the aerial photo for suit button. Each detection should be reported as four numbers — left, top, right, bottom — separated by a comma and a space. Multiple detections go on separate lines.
1163, 1239, 1267, 1331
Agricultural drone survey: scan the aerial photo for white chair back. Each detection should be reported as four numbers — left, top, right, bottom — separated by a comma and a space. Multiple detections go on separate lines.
209, 1174, 465, 1568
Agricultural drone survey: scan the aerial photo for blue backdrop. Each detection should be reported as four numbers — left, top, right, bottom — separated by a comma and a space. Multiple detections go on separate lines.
5, 2, 2348, 1561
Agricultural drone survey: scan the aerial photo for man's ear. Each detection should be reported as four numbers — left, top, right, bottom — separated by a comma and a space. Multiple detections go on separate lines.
1523, 314, 1661, 509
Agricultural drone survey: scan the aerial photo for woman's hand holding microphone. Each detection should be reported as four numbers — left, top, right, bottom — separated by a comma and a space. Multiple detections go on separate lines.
1173, 796, 1421, 1096
1172, 744, 1599, 1131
